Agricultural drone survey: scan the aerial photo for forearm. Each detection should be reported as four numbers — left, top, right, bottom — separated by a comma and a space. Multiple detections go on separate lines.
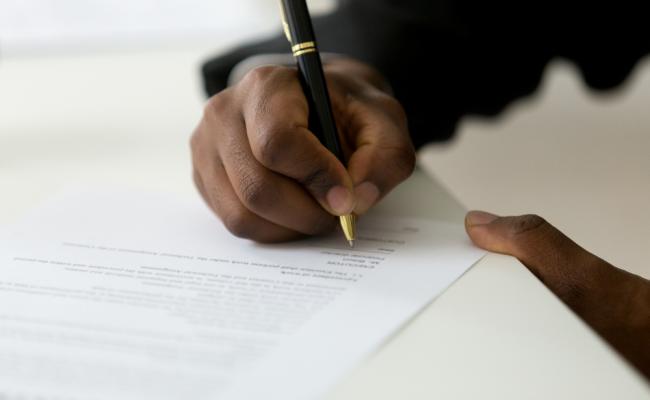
574, 265, 650, 379
202, 0, 650, 148
465, 212, 650, 380
200, 1, 453, 146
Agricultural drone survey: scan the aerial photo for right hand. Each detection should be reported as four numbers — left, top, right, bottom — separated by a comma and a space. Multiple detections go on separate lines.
190, 58, 415, 242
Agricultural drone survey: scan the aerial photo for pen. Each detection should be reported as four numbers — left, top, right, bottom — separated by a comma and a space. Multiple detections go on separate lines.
279, 0, 356, 247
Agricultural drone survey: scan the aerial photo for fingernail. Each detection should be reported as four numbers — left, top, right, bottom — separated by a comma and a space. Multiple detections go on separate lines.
466, 210, 499, 227
353, 182, 380, 215
326, 185, 355, 215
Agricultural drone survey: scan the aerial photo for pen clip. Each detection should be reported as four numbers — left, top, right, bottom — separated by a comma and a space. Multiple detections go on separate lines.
278, 0, 293, 44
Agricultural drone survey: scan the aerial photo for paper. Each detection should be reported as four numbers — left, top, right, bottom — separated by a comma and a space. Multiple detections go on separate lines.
0, 189, 483, 399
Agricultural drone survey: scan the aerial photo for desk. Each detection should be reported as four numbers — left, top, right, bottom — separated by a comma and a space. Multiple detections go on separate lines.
0, 48, 648, 399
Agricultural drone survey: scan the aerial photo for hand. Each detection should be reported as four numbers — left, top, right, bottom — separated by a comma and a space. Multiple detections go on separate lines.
191, 58, 415, 242
465, 211, 650, 379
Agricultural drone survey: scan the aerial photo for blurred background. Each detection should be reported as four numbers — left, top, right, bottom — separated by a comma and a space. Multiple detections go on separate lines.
1, 0, 648, 278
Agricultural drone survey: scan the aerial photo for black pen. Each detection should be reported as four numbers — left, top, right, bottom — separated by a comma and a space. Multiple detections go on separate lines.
279, 0, 356, 247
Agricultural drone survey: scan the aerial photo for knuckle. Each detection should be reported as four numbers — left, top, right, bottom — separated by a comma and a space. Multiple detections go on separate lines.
398, 148, 417, 178
510, 214, 547, 236
371, 92, 407, 119
238, 171, 276, 211
204, 91, 230, 118
192, 168, 203, 191
222, 208, 253, 239
388, 145, 416, 181
254, 124, 289, 168
189, 130, 201, 155
189, 129, 211, 171
506, 214, 549, 253
241, 66, 298, 107
375, 92, 401, 111
300, 164, 335, 196
241, 65, 286, 89
191, 169, 211, 208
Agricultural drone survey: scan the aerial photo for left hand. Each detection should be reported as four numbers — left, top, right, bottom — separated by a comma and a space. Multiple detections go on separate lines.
464, 211, 650, 380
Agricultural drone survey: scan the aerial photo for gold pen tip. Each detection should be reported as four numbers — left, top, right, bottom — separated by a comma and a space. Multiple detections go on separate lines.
339, 214, 356, 248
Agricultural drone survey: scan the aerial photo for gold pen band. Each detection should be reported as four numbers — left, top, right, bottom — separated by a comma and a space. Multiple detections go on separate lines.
293, 48, 317, 56
291, 41, 316, 52
292, 41, 317, 57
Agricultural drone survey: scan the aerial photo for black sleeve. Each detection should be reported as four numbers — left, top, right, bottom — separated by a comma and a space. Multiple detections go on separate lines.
202, 0, 650, 149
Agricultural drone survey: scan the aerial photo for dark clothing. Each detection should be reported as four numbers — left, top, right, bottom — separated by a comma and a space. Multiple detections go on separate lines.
202, 0, 650, 149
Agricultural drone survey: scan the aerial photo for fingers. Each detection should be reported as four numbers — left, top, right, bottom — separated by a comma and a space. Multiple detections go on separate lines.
192, 102, 337, 240
241, 66, 356, 216
193, 157, 300, 243
190, 61, 414, 241
464, 211, 609, 300
211, 100, 337, 236
344, 91, 416, 215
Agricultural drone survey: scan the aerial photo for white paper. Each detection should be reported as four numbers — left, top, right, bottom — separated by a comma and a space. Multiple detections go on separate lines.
0, 189, 483, 399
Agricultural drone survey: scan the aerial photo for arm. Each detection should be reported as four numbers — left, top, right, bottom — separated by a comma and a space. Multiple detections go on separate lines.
202, 0, 650, 148
193, 1, 650, 379
465, 211, 650, 380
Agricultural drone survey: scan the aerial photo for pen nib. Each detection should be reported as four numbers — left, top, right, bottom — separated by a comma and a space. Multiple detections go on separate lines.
339, 214, 356, 248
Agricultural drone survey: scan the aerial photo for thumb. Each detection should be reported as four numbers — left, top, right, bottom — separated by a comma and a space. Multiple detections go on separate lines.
466, 211, 650, 380
464, 211, 607, 298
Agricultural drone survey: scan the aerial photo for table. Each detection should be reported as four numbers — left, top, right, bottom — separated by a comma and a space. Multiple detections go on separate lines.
1, 48, 648, 399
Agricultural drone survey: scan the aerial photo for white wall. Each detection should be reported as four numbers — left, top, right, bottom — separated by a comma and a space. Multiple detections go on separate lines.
420, 59, 650, 278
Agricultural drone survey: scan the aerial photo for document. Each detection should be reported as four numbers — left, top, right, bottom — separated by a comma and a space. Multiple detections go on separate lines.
0, 189, 483, 399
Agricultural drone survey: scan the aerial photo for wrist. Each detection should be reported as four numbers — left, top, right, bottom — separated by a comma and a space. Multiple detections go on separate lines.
228, 54, 392, 96
323, 57, 393, 95
228, 53, 345, 86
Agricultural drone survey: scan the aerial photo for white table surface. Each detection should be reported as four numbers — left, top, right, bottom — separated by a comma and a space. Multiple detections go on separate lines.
1, 48, 648, 399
